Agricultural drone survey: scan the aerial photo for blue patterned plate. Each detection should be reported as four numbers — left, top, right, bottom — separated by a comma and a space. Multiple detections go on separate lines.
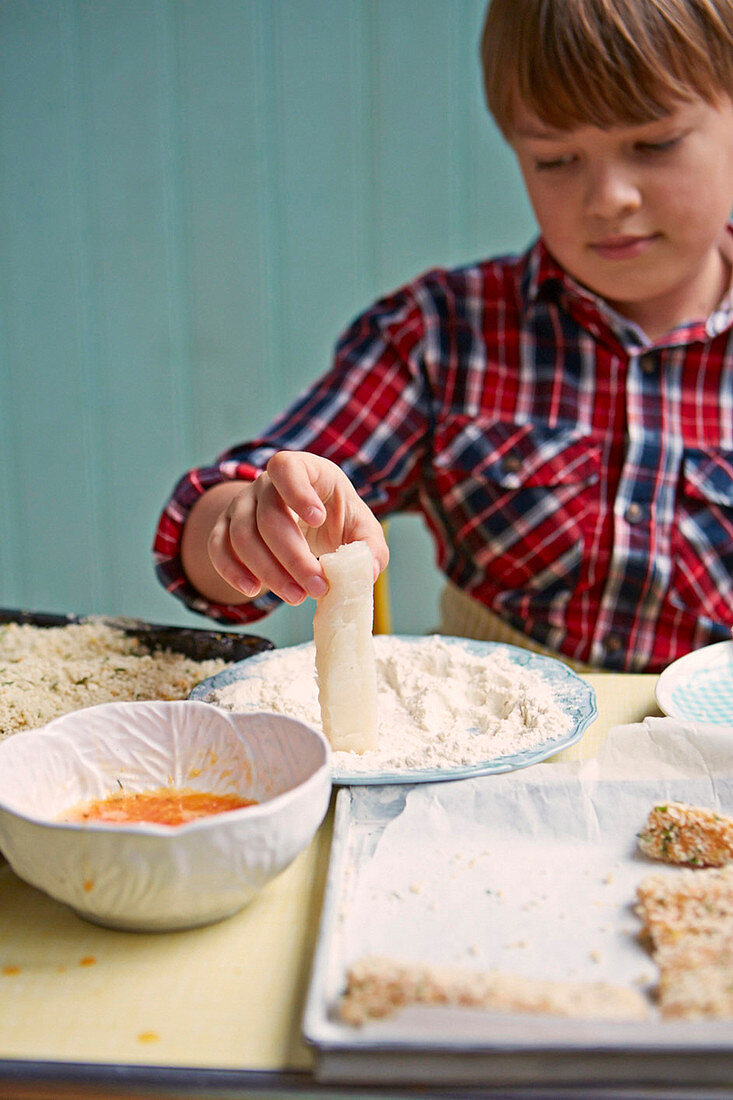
655, 640, 733, 726
190, 636, 597, 785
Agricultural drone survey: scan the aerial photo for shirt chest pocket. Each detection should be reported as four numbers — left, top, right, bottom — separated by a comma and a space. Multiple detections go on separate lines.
670, 447, 733, 626
681, 448, 733, 508
433, 418, 601, 488
432, 419, 601, 599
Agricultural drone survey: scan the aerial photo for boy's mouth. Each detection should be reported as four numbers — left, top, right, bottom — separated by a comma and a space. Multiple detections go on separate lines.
589, 234, 659, 261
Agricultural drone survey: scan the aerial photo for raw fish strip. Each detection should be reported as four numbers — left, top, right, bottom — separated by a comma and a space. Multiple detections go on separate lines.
313, 542, 378, 753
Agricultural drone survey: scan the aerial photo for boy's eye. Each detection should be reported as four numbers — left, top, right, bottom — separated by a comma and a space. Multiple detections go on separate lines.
535, 154, 576, 171
635, 136, 681, 154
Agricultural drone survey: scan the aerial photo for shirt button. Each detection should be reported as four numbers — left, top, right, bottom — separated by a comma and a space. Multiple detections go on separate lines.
640, 356, 657, 375
625, 502, 644, 524
503, 454, 522, 472
605, 633, 623, 653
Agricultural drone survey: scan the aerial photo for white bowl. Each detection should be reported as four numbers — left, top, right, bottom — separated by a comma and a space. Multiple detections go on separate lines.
0, 700, 331, 932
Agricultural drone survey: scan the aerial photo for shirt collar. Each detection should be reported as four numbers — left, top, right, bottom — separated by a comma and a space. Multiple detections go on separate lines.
521, 224, 733, 351
707, 224, 733, 338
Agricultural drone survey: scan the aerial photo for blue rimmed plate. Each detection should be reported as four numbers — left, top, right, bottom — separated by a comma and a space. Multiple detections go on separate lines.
190, 636, 597, 785
655, 640, 733, 726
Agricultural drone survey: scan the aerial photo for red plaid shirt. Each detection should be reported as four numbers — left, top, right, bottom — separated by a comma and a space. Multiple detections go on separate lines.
154, 230, 733, 672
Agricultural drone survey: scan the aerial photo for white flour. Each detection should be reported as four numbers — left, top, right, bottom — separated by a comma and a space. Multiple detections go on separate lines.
209, 635, 572, 773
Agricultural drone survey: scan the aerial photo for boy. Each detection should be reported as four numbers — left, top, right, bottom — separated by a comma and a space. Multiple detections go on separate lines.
154, 0, 733, 673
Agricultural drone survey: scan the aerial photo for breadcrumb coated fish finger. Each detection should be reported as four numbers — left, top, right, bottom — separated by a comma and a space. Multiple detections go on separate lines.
636, 865, 733, 949
637, 801, 733, 867
338, 956, 649, 1024
656, 935, 733, 1019
636, 866, 733, 1019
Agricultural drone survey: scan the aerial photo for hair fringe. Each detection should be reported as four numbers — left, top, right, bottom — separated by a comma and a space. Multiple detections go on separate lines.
481, 0, 733, 136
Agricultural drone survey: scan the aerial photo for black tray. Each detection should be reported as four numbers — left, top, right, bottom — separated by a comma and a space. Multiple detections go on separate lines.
0, 608, 275, 663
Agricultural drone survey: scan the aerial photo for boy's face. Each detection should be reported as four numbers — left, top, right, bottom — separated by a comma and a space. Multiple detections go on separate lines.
510, 95, 733, 339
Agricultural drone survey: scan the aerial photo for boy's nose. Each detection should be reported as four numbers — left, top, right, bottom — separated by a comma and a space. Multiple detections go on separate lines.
583, 163, 641, 220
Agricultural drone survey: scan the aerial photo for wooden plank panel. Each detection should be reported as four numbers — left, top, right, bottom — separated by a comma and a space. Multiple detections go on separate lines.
268, 0, 377, 398
66, 0, 197, 621
369, 0, 461, 288
173, 0, 282, 452
458, 0, 537, 255
361, 0, 465, 631
0, 0, 101, 613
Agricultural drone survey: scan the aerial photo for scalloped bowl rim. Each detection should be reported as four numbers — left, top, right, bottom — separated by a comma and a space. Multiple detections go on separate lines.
0, 699, 331, 833
0, 756, 330, 837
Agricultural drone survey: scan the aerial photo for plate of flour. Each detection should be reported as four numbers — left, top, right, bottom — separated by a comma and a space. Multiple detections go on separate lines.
189, 635, 597, 785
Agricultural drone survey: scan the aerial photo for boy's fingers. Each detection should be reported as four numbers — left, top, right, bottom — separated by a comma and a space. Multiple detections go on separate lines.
348, 518, 390, 581
205, 490, 305, 604
264, 451, 331, 527
207, 520, 263, 598
222, 481, 323, 603
253, 484, 329, 598
270, 452, 391, 581
216, 452, 387, 601
363, 528, 391, 580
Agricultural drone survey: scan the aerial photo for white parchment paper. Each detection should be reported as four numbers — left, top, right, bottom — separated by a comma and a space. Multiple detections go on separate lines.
336, 718, 733, 998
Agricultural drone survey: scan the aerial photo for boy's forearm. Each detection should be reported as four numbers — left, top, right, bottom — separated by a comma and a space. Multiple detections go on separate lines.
181, 481, 253, 605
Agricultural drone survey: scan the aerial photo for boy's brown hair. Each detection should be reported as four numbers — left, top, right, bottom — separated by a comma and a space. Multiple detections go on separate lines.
481, 0, 733, 137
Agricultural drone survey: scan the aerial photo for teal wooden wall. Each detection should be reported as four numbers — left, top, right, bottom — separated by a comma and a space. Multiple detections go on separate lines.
0, 0, 535, 649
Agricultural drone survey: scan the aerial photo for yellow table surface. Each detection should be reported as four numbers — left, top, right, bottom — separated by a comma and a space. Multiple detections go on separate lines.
0, 674, 661, 1074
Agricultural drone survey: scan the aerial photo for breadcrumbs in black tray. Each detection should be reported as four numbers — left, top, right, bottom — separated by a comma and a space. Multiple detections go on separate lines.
0, 608, 274, 662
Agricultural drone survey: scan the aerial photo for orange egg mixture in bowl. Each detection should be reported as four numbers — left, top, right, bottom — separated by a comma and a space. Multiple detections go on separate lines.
62, 787, 258, 825
0, 699, 331, 931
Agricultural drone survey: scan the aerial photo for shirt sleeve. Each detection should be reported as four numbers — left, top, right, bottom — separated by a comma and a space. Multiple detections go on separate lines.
152, 278, 434, 624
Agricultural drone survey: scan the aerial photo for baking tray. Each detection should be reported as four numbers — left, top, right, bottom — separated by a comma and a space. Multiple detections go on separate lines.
303, 765, 733, 1088
0, 608, 274, 662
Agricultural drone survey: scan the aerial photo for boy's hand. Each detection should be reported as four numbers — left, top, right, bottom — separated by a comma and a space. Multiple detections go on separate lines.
181, 452, 389, 607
